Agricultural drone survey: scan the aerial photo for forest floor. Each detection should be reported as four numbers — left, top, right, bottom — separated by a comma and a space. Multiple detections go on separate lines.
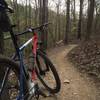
40, 45, 100, 100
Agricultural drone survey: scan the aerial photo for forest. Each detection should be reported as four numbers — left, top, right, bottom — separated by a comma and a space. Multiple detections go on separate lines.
1, 0, 100, 53
0, 0, 100, 100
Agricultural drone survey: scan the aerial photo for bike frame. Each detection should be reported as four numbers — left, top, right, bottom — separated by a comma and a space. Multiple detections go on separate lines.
0, 22, 50, 100
13, 31, 38, 100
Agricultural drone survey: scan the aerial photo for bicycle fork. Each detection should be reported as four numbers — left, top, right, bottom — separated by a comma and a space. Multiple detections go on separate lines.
16, 51, 43, 100
17, 51, 25, 100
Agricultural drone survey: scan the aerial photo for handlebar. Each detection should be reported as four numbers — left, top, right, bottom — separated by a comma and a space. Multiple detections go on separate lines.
15, 22, 51, 36
4, 22, 51, 40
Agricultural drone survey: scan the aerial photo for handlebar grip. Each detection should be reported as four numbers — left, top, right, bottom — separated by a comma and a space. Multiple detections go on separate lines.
40, 22, 52, 27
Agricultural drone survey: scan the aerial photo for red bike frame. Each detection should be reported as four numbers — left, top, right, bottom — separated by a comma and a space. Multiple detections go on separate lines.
31, 32, 38, 81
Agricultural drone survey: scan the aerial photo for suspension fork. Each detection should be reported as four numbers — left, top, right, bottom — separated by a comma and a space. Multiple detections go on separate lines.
9, 29, 28, 99
17, 50, 26, 100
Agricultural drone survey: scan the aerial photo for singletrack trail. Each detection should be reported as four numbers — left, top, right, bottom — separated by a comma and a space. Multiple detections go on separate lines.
40, 45, 100, 100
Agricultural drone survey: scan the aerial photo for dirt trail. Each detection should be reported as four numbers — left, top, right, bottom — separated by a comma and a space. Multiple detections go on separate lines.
41, 45, 100, 100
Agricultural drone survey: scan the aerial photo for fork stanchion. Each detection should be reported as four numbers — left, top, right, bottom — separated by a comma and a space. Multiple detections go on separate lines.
17, 51, 25, 100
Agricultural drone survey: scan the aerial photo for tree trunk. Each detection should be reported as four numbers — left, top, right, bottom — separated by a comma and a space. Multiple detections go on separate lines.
39, 0, 48, 49
29, 0, 32, 26
72, 0, 76, 33
94, 6, 99, 34
55, 4, 58, 41
34, 0, 38, 25
64, 0, 70, 44
39, 0, 43, 25
25, 0, 28, 28
58, 1, 61, 41
73, 0, 76, 22
86, 0, 95, 40
77, 0, 83, 39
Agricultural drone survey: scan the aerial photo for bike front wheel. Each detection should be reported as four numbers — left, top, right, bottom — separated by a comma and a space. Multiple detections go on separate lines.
36, 50, 61, 94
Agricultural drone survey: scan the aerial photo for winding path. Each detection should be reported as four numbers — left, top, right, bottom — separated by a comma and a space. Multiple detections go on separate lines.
41, 45, 100, 100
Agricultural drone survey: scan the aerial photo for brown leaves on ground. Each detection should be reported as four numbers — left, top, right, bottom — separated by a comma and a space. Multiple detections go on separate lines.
68, 40, 100, 78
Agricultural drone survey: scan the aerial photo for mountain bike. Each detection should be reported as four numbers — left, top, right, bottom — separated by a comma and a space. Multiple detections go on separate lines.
0, 1, 61, 100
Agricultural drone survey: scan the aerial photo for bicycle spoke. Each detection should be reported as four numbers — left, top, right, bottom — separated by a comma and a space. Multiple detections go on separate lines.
0, 67, 10, 95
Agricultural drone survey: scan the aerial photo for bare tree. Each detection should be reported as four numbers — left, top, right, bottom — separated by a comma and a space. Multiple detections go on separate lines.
39, 0, 43, 25
77, 0, 84, 39
73, 0, 76, 22
55, 0, 61, 41
64, 0, 70, 44
34, 0, 38, 25
28, 0, 32, 26
86, 0, 95, 40
25, 0, 28, 28
94, 1, 100, 34
39, 0, 48, 49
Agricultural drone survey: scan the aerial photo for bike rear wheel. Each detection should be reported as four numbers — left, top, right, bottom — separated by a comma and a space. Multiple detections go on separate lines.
36, 50, 61, 94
